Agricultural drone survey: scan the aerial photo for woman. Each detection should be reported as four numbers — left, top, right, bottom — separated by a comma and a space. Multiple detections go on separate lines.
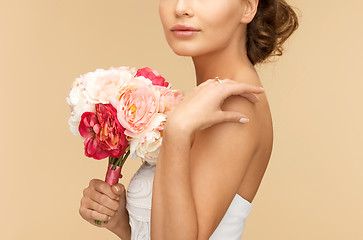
79, 0, 299, 239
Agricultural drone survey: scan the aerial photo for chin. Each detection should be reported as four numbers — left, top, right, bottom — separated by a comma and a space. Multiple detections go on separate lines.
172, 49, 194, 57
169, 43, 206, 57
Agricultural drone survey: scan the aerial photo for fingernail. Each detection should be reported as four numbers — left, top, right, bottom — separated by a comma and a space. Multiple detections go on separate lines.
108, 216, 111, 220
114, 185, 120, 192
239, 118, 250, 123
259, 87, 264, 90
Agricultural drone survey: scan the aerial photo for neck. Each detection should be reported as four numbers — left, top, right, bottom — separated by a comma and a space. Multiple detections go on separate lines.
191, 32, 253, 86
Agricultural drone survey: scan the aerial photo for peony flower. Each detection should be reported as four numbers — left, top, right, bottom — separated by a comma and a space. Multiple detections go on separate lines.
154, 86, 184, 114
79, 112, 109, 160
67, 66, 137, 136
128, 113, 167, 165
135, 67, 170, 87
116, 77, 160, 138
67, 80, 95, 136
79, 104, 128, 160
82, 66, 136, 105
95, 104, 129, 157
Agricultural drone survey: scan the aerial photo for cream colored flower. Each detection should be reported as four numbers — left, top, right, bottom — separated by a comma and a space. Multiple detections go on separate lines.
128, 113, 166, 165
66, 80, 94, 136
66, 66, 137, 136
83, 66, 136, 105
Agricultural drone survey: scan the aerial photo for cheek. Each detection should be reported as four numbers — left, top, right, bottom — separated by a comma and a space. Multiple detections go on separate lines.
158, 5, 166, 29
200, 15, 240, 50
159, 1, 173, 28
158, 7, 174, 47
198, 2, 241, 40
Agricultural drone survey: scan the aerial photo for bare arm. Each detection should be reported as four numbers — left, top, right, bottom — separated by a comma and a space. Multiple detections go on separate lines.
151, 125, 197, 239
150, 79, 264, 239
108, 222, 131, 240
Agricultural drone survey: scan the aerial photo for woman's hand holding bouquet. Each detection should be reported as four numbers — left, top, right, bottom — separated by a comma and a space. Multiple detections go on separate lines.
66, 66, 184, 235
79, 180, 131, 238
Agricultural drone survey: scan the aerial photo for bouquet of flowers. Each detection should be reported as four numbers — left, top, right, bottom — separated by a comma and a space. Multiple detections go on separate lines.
66, 66, 184, 225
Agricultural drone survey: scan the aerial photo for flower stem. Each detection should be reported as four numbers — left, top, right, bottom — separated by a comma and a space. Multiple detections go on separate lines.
111, 145, 130, 170
101, 146, 130, 225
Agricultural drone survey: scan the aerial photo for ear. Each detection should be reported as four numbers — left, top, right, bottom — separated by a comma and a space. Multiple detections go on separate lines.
240, 0, 259, 24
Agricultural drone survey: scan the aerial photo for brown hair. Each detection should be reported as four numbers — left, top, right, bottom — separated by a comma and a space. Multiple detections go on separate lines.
246, 0, 300, 65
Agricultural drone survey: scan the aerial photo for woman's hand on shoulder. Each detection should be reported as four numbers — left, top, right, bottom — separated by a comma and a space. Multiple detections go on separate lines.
165, 78, 264, 136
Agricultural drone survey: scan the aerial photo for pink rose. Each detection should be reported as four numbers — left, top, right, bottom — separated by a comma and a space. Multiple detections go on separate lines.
116, 81, 160, 138
155, 86, 184, 113
135, 67, 170, 87
79, 104, 128, 160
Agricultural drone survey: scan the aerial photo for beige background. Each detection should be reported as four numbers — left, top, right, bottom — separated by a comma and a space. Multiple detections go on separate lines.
1, 0, 362, 239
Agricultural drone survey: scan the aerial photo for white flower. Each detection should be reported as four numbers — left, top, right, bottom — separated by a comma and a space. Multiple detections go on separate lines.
66, 66, 137, 136
128, 113, 167, 165
82, 66, 136, 106
66, 79, 94, 136
67, 104, 95, 136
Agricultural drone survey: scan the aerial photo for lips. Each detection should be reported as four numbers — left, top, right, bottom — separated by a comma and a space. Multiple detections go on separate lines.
171, 24, 200, 32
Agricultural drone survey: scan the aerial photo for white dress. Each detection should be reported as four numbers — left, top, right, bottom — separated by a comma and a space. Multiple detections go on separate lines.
126, 160, 253, 240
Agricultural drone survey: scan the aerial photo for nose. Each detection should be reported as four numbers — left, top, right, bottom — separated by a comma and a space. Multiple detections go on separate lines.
175, 0, 193, 17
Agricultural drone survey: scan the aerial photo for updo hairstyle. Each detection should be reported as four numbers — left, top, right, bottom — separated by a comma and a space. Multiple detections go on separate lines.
246, 0, 300, 65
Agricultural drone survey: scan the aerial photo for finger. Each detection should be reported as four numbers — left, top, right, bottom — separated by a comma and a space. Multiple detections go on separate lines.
90, 190, 120, 211
235, 84, 265, 94
219, 87, 260, 104
87, 197, 118, 217
114, 185, 128, 211
206, 78, 220, 84
222, 79, 265, 93
240, 93, 260, 103
88, 208, 111, 223
92, 179, 119, 201
80, 204, 111, 223
221, 83, 264, 101
218, 110, 250, 124
111, 183, 125, 199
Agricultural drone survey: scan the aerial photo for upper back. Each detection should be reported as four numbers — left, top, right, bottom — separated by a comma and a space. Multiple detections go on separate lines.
234, 69, 274, 203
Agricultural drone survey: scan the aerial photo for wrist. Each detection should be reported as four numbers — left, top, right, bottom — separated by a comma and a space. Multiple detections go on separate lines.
107, 219, 131, 240
164, 119, 195, 148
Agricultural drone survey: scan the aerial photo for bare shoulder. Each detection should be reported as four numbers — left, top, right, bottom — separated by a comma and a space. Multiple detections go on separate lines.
195, 68, 273, 151
224, 70, 273, 140
226, 70, 274, 202
187, 71, 273, 237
